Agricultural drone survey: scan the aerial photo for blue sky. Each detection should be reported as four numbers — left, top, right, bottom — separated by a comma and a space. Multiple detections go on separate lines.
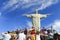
0, 0, 60, 37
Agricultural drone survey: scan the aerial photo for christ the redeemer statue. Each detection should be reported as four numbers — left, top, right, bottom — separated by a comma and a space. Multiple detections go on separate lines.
23, 10, 50, 31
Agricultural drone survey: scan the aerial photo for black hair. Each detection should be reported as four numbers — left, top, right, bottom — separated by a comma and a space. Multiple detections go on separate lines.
7, 31, 10, 33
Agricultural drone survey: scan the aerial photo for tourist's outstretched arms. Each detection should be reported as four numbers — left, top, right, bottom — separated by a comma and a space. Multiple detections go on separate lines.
2, 32, 5, 35
23, 14, 32, 18
2, 32, 6, 36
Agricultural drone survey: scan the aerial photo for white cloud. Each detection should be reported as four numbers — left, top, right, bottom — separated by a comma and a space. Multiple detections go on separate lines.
37, 0, 58, 10
53, 20, 60, 32
21, 0, 58, 10
3, 0, 18, 9
0, 0, 59, 13
26, 21, 32, 28
48, 20, 60, 32
7, 4, 19, 13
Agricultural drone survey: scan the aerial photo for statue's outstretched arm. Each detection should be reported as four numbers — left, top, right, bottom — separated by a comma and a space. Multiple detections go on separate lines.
40, 14, 50, 18
23, 14, 32, 18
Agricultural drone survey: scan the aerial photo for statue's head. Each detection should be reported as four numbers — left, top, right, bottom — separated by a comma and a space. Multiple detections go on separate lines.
35, 9, 38, 14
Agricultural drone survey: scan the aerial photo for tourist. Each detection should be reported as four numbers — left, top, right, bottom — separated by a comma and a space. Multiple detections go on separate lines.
41, 27, 47, 40
44, 29, 48, 40
15, 28, 20, 35
53, 33, 59, 40
47, 30, 53, 40
24, 27, 28, 35
10, 35, 15, 40
41, 27, 46, 34
36, 30, 41, 40
24, 27, 29, 40
10, 31, 17, 40
29, 26, 36, 40
2, 31, 11, 40
24, 27, 29, 36
30, 26, 36, 35
17, 30, 26, 40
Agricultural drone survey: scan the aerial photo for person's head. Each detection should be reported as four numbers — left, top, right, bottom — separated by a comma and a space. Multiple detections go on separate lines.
43, 27, 45, 29
47, 30, 51, 34
32, 26, 35, 30
7, 31, 10, 34
16, 28, 19, 31
20, 30, 24, 33
12, 31, 16, 34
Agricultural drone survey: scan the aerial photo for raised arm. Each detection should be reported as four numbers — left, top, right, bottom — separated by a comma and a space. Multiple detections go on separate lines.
23, 14, 32, 18
2, 32, 7, 36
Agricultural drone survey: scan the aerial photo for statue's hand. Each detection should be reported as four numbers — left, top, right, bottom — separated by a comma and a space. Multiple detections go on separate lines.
44, 14, 51, 18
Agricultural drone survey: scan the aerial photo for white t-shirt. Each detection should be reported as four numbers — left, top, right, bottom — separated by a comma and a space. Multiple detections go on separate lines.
36, 34, 41, 40
3, 34, 11, 40
17, 33, 26, 40
44, 31, 47, 35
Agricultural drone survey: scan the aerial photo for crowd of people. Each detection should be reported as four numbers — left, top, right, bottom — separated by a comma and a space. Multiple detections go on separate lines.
1, 26, 60, 40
